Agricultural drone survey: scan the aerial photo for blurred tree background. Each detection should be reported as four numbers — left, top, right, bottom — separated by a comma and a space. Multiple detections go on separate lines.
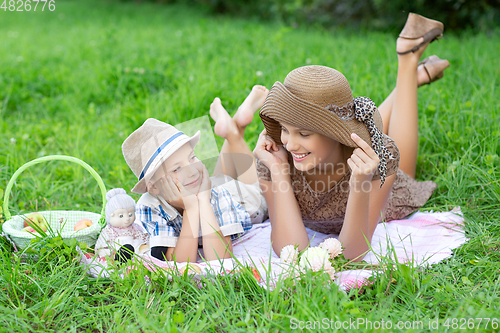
125, 0, 500, 32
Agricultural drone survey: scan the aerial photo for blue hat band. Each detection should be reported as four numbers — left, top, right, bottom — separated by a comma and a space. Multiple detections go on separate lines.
138, 131, 185, 181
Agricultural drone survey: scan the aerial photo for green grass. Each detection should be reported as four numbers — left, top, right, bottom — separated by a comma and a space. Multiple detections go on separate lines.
1, 0, 499, 331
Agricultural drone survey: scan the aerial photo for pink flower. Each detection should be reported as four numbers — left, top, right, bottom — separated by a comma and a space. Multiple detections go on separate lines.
319, 238, 343, 259
280, 245, 299, 264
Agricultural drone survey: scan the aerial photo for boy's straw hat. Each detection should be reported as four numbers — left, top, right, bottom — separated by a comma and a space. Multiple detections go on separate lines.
260, 65, 394, 185
122, 118, 200, 194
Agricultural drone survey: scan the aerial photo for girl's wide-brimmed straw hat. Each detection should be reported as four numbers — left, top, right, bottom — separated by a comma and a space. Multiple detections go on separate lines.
260, 65, 382, 148
260, 65, 394, 185
122, 118, 200, 194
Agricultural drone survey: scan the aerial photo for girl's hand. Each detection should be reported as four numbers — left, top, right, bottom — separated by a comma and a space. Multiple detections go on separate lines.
197, 164, 212, 201
347, 133, 380, 191
253, 129, 289, 171
159, 175, 197, 209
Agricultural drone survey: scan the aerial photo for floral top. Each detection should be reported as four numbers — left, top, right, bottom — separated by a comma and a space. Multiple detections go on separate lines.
256, 134, 437, 234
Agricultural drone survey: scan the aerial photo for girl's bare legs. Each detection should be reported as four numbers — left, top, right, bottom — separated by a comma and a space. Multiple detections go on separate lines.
379, 63, 439, 135
210, 85, 269, 184
380, 37, 430, 179
379, 89, 396, 134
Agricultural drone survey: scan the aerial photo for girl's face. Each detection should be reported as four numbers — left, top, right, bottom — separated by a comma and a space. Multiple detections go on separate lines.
151, 143, 203, 194
280, 123, 344, 173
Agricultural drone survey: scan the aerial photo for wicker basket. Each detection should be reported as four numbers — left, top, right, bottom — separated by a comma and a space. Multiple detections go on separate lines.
2, 155, 107, 250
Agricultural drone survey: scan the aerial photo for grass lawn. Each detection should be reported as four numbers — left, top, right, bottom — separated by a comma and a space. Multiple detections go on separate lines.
1, 0, 499, 331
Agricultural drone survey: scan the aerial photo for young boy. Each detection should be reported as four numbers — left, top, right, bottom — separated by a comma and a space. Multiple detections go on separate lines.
122, 86, 269, 262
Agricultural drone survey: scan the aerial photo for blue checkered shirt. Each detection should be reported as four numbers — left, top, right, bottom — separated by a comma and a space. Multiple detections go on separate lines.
136, 186, 252, 248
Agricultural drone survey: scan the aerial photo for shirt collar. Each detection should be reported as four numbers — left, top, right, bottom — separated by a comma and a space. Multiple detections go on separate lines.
156, 194, 182, 220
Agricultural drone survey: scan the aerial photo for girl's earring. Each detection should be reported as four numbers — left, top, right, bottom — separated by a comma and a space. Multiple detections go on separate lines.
283, 144, 287, 150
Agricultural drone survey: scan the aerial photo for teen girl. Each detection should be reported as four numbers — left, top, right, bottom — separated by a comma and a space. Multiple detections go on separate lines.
252, 13, 449, 260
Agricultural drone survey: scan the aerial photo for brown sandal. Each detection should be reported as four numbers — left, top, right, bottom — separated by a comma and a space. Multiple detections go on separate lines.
418, 55, 450, 85
397, 13, 444, 55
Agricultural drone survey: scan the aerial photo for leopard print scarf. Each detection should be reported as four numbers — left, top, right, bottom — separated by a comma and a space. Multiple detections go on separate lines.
353, 97, 395, 187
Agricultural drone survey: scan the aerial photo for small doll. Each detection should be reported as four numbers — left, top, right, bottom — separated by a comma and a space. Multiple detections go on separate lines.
95, 188, 150, 262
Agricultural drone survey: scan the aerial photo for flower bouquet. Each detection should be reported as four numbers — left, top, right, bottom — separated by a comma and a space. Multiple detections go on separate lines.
279, 238, 376, 282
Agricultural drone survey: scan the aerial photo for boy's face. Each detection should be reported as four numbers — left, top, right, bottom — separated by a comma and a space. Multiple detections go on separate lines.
149, 143, 203, 196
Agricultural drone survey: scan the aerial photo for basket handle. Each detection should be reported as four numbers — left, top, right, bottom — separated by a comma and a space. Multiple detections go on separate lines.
3, 155, 107, 220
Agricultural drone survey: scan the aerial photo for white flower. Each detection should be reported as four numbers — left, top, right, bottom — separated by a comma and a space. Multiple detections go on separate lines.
319, 238, 343, 259
308, 256, 332, 272
298, 247, 337, 279
280, 245, 298, 265
281, 266, 301, 280
299, 247, 330, 271
255, 71, 263, 77
327, 267, 336, 280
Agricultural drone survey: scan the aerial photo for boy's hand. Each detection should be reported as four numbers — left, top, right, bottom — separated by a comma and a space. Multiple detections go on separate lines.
197, 164, 212, 201
253, 129, 288, 172
158, 176, 197, 209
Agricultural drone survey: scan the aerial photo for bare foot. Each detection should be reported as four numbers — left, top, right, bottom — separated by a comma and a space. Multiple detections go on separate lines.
233, 85, 269, 129
210, 98, 238, 139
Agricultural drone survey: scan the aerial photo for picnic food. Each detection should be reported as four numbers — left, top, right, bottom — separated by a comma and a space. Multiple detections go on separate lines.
74, 218, 94, 231
23, 212, 48, 231
252, 268, 261, 282
21, 226, 38, 234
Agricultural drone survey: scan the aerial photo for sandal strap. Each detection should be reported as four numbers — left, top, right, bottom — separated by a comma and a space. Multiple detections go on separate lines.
423, 64, 432, 83
396, 28, 443, 55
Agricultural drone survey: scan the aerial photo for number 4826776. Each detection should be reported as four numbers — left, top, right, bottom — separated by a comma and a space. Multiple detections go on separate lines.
1, 0, 56, 11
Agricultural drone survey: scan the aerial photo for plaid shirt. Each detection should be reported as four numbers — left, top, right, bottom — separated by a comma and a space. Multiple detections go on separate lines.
136, 186, 252, 248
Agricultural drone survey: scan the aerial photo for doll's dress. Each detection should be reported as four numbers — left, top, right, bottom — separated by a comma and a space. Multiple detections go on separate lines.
95, 224, 149, 257
256, 134, 437, 234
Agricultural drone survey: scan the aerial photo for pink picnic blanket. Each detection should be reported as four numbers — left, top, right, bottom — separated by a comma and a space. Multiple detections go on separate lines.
81, 208, 467, 291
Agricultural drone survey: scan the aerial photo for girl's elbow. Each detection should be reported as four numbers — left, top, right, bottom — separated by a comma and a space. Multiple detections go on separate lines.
271, 233, 309, 256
